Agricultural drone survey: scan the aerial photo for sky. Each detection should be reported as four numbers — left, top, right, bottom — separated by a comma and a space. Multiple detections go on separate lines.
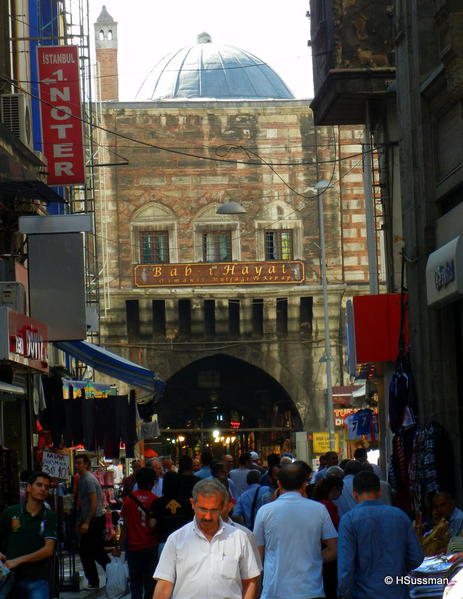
88, 0, 314, 101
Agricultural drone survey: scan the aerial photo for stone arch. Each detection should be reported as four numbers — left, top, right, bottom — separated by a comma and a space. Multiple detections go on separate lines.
160, 349, 313, 427
131, 201, 176, 222
130, 201, 178, 263
256, 198, 299, 221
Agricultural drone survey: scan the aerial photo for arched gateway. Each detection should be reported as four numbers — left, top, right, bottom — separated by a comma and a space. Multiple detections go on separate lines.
158, 354, 303, 457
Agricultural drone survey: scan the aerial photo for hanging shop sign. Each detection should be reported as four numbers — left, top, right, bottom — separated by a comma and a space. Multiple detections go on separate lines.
134, 261, 305, 287
37, 45, 85, 185
42, 450, 69, 480
426, 235, 463, 306
0, 307, 48, 373
312, 432, 340, 453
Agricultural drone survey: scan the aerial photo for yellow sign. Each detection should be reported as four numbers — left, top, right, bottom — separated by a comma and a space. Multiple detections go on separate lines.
312, 432, 340, 454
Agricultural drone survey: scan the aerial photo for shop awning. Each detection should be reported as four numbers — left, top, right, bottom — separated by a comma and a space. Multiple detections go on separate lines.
0, 180, 65, 203
54, 340, 161, 393
0, 380, 26, 395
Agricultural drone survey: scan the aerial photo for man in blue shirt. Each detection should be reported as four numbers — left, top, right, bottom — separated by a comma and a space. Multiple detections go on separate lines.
334, 460, 362, 516
432, 491, 463, 537
313, 451, 339, 483
338, 471, 423, 599
233, 470, 270, 529
194, 450, 213, 480
254, 462, 337, 599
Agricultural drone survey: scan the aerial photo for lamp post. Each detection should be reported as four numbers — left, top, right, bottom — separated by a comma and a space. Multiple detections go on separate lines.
314, 180, 335, 451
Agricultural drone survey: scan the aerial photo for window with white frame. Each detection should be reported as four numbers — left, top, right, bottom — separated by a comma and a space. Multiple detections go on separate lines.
255, 200, 302, 261
130, 201, 178, 264
193, 203, 240, 263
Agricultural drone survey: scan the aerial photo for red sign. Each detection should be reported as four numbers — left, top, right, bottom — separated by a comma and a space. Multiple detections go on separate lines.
353, 294, 408, 363
0, 307, 49, 373
37, 46, 85, 185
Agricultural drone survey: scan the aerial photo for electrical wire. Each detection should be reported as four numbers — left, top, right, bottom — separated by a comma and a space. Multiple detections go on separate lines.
1, 74, 375, 171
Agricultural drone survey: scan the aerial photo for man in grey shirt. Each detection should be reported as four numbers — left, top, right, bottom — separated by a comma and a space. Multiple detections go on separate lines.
229, 452, 253, 498
75, 454, 110, 589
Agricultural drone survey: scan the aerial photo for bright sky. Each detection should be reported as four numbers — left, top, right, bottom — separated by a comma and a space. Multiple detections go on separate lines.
89, 0, 314, 101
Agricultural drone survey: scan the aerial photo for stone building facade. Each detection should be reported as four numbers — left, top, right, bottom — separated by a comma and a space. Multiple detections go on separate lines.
93, 10, 381, 451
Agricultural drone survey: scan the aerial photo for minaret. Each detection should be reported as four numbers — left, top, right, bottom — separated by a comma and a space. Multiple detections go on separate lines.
94, 6, 118, 101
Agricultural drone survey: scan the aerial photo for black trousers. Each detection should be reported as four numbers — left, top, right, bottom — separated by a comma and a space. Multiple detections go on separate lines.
126, 546, 158, 599
79, 515, 110, 587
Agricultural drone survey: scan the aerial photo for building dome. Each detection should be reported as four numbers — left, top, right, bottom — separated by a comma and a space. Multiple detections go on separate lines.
139, 33, 294, 100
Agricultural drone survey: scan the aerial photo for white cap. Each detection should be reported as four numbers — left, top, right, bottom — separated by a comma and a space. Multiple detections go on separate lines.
250, 451, 259, 460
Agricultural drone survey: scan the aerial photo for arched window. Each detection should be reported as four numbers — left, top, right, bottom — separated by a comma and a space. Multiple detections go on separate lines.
130, 201, 178, 264
99, 30, 104, 41
193, 203, 241, 262
255, 200, 302, 260
107, 30, 113, 40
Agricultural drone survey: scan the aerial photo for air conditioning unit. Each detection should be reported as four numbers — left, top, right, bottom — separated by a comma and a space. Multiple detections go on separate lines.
0, 93, 32, 148
0, 282, 26, 314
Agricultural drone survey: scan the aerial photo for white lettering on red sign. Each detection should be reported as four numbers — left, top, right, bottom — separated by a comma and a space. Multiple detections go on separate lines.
37, 46, 84, 185
10, 327, 47, 362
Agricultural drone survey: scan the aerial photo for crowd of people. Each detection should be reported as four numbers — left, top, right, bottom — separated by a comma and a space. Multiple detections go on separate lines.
3, 448, 463, 598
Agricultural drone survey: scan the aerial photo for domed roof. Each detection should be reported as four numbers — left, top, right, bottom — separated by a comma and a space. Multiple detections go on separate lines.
139, 33, 294, 101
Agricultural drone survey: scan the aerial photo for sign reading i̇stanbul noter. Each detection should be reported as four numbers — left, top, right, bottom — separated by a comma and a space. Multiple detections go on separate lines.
134, 261, 305, 287
37, 46, 85, 185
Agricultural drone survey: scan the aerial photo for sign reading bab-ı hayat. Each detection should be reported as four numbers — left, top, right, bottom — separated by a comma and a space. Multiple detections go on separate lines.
134, 260, 305, 287
42, 451, 69, 480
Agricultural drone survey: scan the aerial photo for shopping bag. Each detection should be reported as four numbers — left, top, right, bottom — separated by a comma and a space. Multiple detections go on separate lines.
0, 572, 14, 599
105, 556, 129, 599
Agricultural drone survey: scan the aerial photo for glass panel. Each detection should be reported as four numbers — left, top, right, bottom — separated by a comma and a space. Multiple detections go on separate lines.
203, 231, 231, 262
157, 233, 168, 263
219, 232, 230, 261
140, 232, 169, 263
280, 231, 293, 260
265, 231, 277, 260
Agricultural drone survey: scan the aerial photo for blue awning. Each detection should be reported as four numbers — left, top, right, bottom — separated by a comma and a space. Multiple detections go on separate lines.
54, 340, 162, 393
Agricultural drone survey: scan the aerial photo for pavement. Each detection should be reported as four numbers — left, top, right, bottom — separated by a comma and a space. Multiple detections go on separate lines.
59, 555, 130, 599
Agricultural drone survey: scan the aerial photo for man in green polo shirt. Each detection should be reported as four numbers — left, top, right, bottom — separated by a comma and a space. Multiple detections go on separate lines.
0, 471, 57, 599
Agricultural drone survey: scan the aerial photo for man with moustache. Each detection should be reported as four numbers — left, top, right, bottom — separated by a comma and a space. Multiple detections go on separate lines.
153, 478, 261, 599
0, 471, 57, 599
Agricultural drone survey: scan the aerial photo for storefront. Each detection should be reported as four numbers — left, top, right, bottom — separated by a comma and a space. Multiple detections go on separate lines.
0, 306, 49, 508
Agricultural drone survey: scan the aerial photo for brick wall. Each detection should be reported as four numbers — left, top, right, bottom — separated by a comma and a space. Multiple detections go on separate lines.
96, 48, 118, 101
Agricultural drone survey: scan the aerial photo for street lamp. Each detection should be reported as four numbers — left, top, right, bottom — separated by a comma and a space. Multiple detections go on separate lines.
314, 180, 335, 451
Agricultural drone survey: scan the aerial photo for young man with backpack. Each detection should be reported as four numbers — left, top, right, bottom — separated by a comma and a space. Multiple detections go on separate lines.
117, 467, 159, 599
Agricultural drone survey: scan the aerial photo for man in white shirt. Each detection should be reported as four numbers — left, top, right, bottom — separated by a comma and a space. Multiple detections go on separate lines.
153, 478, 261, 599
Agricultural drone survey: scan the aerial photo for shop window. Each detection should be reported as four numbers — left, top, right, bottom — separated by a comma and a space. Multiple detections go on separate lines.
202, 231, 232, 262
276, 298, 288, 337
204, 300, 216, 336
152, 300, 166, 337
300, 297, 313, 335
229, 300, 240, 337
178, 299, 191, 337
140, 231, 169, 264
252, 299, 263, 337
126, 300, 139, 339
265, 230, 293, 260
